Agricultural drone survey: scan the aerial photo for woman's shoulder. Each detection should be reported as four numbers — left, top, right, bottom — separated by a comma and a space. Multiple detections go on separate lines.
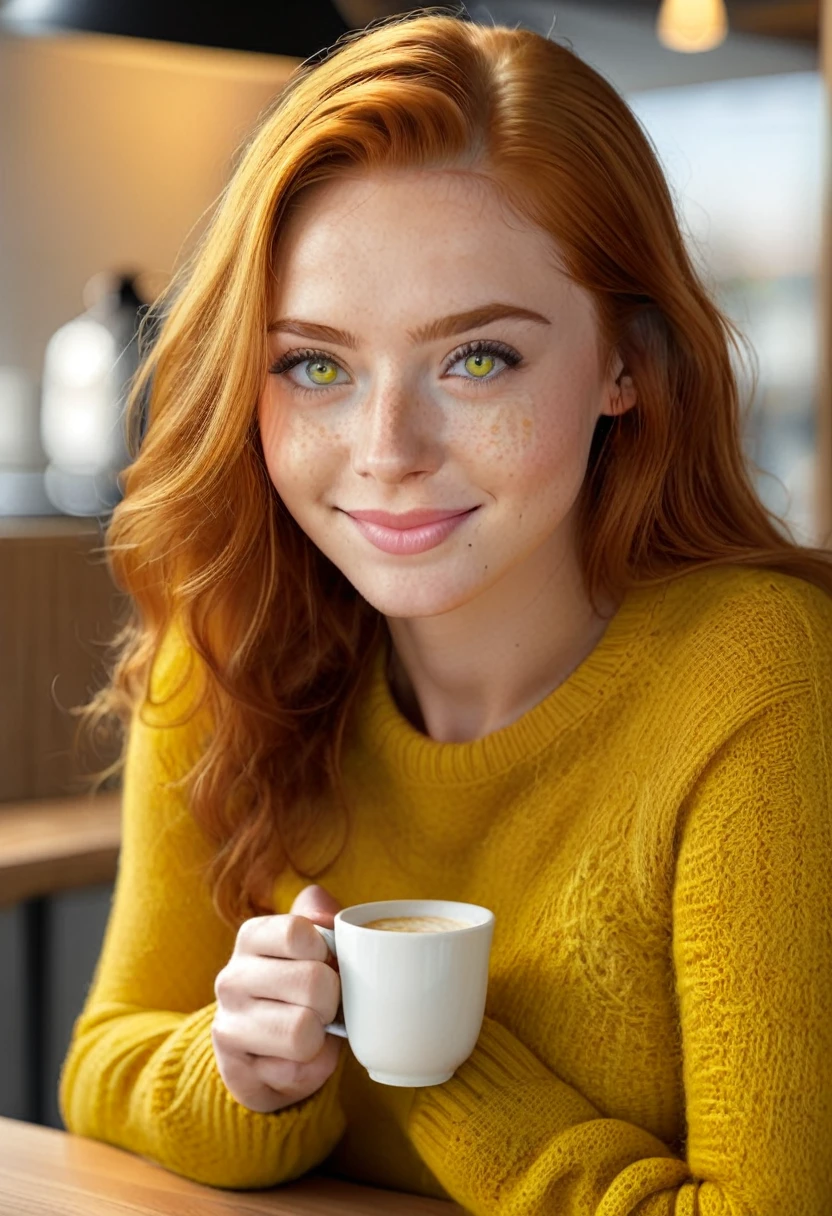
666, 561, 832, 623
654, 562, 832, 697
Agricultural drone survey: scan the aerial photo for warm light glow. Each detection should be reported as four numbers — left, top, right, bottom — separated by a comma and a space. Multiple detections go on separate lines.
47, 318, 113, 389
40, 318, 120, 473
657, 0, 728, 53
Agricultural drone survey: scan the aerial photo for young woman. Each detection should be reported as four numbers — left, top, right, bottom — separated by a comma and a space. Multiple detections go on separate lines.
59, 9, 832, 1214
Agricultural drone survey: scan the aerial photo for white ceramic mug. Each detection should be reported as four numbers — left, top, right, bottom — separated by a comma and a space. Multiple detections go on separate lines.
312, 898, 495, 1087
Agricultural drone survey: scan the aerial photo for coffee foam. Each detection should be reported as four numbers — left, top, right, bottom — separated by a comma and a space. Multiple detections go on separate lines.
361, 915, 470, 933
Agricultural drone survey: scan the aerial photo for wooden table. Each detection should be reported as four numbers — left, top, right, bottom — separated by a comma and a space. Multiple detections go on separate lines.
0, 1117, 465, 1214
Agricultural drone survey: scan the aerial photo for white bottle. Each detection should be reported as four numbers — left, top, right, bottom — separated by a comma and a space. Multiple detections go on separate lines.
40, 273, 143, 517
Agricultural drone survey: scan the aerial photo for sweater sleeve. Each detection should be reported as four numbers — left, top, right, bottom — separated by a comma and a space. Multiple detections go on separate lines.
382, 684, 832, 1215
58, 630, 348, 1189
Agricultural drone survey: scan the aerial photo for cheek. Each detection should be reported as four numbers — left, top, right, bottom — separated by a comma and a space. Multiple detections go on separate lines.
463, 391, 588, 491
257, 388, 340, 499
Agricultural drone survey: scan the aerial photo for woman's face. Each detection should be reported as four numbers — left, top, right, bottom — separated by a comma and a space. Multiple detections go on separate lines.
258, 168, 630, 620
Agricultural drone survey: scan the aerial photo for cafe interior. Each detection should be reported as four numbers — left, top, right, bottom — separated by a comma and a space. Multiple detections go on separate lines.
0, 0, 829, 1211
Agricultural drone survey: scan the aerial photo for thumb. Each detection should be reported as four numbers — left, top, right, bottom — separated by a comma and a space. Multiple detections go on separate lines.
289, 883, 342, 929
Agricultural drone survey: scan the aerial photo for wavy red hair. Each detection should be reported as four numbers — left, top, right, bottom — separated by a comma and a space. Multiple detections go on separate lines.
77, 7, 832, 928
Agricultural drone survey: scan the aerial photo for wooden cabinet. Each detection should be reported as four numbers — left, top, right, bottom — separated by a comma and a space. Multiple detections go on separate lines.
0, 517, 124, 803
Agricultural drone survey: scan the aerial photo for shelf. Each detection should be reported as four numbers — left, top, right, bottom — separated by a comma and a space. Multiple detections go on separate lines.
0, 515, 102, 540
0, 791, 121, 906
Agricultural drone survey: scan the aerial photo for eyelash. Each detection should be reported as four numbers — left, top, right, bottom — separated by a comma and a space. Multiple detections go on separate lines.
267, 338, 523, 396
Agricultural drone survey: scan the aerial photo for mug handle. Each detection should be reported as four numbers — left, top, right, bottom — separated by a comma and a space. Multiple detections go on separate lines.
312, 924, 349, 1039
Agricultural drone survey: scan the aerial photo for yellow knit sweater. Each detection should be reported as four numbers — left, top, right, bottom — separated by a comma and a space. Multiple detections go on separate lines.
59, 564, 832, 1215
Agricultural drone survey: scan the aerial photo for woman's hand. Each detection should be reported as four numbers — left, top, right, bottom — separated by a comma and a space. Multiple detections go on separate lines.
211, 884, 344, 1113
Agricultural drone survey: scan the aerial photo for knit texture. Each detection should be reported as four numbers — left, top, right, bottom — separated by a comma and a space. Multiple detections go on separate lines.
59, 565, 832, 1214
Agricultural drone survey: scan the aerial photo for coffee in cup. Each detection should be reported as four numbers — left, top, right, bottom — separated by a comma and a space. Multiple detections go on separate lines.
362, 915, 470, 932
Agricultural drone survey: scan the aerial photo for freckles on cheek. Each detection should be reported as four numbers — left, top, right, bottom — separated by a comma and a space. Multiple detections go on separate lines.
464, 406, 538, 464
499, 410, 582, 491
470, 409, 544, 471
258, 395, 344, 495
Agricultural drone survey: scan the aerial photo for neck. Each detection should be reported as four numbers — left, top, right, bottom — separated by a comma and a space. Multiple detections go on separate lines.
383, 545, 619, 743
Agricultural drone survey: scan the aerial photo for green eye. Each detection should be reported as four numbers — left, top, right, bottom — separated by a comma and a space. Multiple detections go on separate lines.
268, 349, 347, 393
305, 358, 339, 386
463, 352, 497, 378
448, 339, 522, 384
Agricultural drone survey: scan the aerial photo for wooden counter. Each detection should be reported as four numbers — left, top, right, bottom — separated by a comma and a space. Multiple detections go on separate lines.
0, 1116, 464, 1214
0, 790, 121, 907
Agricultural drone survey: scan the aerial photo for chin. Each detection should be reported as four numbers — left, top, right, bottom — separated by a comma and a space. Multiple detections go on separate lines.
346, 573, 483, 620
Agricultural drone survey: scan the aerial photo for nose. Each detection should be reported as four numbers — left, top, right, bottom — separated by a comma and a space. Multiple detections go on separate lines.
350, 378, 442, 484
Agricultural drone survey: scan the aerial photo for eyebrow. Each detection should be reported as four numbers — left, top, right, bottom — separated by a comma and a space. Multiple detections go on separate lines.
266, 302, 551, 348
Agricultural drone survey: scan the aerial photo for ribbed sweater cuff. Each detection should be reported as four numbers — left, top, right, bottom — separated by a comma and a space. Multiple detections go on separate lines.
399, 1017, 599, 1194
386, 1017, 691, 1215
148, 1002, 348, 1188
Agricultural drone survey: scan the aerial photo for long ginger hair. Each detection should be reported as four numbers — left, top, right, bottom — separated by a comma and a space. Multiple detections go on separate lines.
78, 6, 832, 928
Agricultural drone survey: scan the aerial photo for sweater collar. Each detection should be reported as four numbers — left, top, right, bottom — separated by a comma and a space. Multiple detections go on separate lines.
353, 578, 670, 784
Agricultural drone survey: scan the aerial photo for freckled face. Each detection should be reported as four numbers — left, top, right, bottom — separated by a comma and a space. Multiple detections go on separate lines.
257, 169, 621, 619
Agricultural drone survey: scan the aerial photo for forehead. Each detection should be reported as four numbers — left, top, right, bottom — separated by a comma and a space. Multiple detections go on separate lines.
268, 169, 583, 327
274, 169, 562, 268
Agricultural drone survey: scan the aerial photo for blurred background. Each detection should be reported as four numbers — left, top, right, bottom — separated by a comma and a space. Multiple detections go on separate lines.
0, 0, 830, 1129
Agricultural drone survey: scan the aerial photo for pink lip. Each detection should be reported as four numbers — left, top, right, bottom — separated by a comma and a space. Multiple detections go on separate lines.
343, 506, 479, 555
346, 508, 476, 528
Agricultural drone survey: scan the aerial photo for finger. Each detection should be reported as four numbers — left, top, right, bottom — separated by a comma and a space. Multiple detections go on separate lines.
253, 1034, 343, 1099
225, 956, 340, 1020
239, 913, 331, 964
289, 884, 342, 921
214, 998, 328, 1063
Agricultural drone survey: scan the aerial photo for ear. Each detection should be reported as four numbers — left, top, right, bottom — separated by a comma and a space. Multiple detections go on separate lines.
601, 356, 637, 419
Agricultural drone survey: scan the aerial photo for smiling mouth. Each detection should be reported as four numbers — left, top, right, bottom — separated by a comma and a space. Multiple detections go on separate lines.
343, 507, 480, 555
343, 507, 479, 530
